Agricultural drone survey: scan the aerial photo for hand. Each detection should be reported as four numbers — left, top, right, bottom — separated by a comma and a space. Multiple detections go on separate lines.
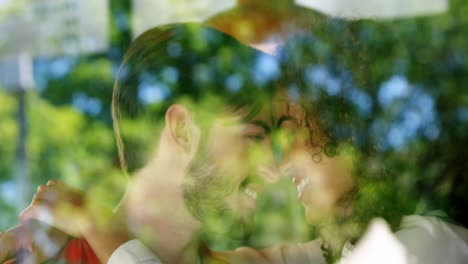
19, 180, 133, 263
0, 221, 69, 263
19, 180, 88, 238
0, 226, 17, 263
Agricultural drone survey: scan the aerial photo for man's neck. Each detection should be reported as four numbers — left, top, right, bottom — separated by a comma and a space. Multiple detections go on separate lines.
125, 157, 203, 263
154, 230, 201, 264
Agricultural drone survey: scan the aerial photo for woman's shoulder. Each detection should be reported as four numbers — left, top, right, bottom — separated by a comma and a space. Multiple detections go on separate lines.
397, 214, 468, 245
339, 216, 468, 264
395, 215, 468, 263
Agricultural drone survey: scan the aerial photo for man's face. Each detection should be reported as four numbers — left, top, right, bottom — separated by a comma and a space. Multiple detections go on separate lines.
183, 111, 270, 240
122, 106, 269, 244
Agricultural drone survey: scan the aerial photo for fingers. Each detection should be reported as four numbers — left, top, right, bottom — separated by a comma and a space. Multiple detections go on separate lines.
47, 180, 84, 206
0, 224, 36, 262
0, 229, 15, 262
19, 181, 65, 224
19, 181, 86, 238
19, 203, 54, 227
31, 181, 82, 206
32, 186, 56, 205
1, 219, 74, 264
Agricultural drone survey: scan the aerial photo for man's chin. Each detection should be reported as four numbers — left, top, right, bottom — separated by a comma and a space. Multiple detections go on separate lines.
201, 214, 255, 243
228, 216, 255, 240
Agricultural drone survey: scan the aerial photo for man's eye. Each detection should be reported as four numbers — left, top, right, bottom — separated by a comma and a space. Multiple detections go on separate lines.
280, 120, 298, 130
244, 134, 265, 142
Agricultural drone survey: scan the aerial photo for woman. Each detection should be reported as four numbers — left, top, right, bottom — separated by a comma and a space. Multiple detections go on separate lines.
224, 68, 468, 263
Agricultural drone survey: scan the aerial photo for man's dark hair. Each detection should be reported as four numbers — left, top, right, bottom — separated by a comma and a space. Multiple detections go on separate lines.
112, 23, 278, 175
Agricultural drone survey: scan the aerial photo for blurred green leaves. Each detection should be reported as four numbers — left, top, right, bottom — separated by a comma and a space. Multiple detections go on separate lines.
0, 0, 467, 252
0, 90, 124, 229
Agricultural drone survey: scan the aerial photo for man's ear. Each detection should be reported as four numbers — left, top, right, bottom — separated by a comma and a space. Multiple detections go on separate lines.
165, 104, 200, 158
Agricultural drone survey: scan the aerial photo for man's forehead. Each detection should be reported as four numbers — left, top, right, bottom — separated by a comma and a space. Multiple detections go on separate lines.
196, 91, 306, 128
245, 99, 305, 125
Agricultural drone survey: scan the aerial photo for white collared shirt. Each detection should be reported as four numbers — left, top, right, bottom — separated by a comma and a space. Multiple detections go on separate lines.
107, 240, 162, 264
340, 215, 468, 264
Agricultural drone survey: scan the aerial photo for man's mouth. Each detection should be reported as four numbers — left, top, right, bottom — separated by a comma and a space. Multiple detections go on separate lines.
237, 186, 259, 216
244, 187, 258, 200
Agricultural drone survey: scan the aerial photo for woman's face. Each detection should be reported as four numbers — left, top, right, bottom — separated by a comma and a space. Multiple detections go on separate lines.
243, 97, 356, 224
287, 145, 355, 224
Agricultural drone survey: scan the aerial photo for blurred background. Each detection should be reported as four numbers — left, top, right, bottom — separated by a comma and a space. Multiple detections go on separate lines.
0, 0, 467, 251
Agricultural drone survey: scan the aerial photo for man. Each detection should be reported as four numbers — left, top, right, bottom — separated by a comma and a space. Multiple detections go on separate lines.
11, 23, 285, 263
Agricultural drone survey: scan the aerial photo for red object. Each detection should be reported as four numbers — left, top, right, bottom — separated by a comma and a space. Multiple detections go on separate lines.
61, 238, 100, 264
